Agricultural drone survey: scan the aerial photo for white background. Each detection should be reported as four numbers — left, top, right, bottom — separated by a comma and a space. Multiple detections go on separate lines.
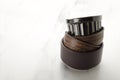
0, 0, 120, 80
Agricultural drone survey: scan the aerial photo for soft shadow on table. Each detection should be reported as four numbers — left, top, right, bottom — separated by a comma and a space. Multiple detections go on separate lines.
60, 62, 102, 80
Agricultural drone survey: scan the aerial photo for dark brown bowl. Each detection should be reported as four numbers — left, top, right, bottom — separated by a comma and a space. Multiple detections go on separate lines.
61, 39, 103, 70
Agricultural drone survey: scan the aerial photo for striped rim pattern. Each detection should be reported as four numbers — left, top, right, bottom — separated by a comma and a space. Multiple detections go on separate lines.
66, 16, 102, 36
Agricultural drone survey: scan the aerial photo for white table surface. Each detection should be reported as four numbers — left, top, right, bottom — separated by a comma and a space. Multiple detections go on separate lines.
0, 0, 120, 80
